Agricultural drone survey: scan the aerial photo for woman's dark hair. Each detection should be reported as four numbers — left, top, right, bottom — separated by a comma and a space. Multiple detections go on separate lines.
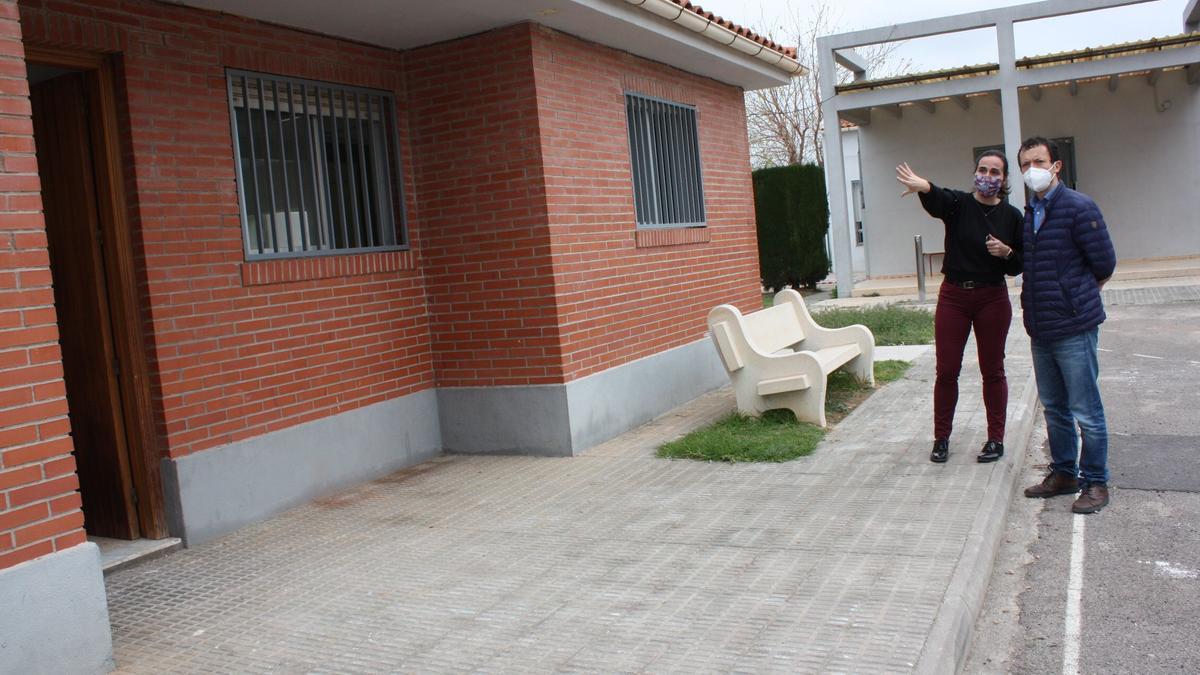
975, 149, 1011, 197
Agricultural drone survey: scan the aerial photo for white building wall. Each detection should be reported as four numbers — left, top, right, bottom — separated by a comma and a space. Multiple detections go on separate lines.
858, 99, 1007, 277
857, 69, 1199, 277
1020, 70, 1199, 262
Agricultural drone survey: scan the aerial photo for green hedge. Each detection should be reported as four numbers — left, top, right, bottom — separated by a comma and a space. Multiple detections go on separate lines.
752, 164, 830, 290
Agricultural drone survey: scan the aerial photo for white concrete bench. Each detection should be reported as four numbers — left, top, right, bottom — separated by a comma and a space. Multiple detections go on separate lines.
707, 289, 875, 427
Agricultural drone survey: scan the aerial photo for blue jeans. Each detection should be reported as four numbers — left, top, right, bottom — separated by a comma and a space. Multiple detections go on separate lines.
1031, 327, 1109, 485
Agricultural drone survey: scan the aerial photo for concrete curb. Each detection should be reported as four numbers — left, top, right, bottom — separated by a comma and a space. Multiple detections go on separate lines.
915, 365, 1041, 674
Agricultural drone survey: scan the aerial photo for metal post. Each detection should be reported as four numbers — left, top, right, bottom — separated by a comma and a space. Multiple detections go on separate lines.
915, 234, 926, 302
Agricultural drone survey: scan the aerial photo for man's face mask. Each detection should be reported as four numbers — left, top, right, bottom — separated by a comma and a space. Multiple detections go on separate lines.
1023, 167, 1054, 192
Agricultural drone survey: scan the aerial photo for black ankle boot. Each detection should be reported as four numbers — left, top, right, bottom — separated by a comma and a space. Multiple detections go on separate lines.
930, 439, 949, 463
977, 440, 1004, 463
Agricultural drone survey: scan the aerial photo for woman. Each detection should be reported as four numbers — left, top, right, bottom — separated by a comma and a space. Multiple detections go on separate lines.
896, 151, 1023, 464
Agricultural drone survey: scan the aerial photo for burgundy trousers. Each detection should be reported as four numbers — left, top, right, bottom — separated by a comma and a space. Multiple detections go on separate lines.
933, 282, 1012, 442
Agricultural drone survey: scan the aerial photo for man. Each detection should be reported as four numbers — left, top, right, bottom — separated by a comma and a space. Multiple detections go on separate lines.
1017, 137, 1116, 514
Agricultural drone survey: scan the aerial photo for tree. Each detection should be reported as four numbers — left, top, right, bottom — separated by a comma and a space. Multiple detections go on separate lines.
753, 164, 829, 291
745, 2, 908, 168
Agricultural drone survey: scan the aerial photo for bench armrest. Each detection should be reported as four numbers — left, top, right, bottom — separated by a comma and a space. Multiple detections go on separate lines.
772, 289, 875, 355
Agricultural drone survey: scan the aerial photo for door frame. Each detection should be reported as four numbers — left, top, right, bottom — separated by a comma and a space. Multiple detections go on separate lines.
26, 45, 168, 539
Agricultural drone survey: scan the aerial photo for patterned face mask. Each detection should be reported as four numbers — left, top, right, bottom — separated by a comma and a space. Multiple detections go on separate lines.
974, 173, 1003, 197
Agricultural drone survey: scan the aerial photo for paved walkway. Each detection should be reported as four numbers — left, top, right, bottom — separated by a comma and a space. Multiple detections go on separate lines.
105, 310, 1046, 673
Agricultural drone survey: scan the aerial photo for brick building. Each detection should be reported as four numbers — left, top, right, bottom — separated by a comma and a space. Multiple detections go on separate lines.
0, 0, 800, 669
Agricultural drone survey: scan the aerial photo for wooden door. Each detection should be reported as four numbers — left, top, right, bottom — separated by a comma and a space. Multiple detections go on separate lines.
31, 71, 139, 539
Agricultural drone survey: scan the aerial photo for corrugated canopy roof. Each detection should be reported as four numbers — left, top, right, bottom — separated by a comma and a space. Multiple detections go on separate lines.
837, 32, 1200, 93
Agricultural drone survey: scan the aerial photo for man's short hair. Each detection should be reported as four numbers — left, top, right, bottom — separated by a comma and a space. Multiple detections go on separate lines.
1019, 136, 1059, 163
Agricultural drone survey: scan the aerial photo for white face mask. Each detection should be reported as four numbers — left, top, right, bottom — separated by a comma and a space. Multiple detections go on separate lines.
1023, 167, 1054, 193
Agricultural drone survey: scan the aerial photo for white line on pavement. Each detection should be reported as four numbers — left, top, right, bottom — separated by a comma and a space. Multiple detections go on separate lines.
1132, 353, 1163, 360
1097, 348, 1112, 352
1063, 514, 1087, 675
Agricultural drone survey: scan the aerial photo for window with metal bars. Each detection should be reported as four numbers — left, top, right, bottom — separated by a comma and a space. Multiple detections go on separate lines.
624, 93, 706, 228
227, 70, 407, 259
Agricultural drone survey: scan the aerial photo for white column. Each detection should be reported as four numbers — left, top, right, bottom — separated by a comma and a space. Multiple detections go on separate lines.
996, 19, 1026, 207
819, 40, 855, 298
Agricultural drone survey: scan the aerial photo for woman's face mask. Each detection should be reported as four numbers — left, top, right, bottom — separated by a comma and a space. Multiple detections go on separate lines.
974, 174, 1003, 198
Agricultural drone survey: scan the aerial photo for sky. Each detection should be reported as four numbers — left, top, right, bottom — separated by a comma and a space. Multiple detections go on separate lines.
690, 0, 1191, 73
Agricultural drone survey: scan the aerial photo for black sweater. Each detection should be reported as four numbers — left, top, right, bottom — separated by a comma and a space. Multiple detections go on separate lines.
919, 183, 1023, 283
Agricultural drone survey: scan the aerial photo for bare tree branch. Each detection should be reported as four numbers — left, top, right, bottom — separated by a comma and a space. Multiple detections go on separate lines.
745, 1, 909, 168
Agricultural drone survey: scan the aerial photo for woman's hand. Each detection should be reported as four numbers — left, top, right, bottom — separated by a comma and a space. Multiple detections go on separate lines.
985, 234, 1014, 259
896, 162, 931, 197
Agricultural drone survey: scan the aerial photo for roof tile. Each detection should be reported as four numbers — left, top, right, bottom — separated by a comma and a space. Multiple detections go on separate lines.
668, 1, 797, 59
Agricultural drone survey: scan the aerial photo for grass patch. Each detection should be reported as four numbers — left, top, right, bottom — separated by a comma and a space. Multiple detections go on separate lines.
658, 359, 912, 462
812, 306, 934, 346
655, 409, 826, 463
759, 297, 933, 346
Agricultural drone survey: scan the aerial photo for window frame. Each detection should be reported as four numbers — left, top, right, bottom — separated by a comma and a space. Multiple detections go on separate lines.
623, 92, 707, 230
226, 69, 409, 261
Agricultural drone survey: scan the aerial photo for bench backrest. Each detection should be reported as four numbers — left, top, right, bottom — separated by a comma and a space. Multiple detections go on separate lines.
741, 303, 805, 354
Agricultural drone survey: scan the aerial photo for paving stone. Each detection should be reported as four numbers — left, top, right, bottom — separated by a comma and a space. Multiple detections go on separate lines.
106, 324, 1038, 674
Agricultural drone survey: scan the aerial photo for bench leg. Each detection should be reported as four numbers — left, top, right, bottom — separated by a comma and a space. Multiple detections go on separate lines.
846, 354, 874, 386
776, 386, 827, 428
758, 384, 825, 425
731, 386, 827, 428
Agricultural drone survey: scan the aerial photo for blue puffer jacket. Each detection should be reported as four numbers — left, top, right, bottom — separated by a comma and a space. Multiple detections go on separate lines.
1020, 185, 1116, 341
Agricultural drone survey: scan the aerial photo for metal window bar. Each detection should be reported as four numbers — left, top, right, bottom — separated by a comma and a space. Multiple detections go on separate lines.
354, 92, 375, 248
671, 104, 684, 223
376, 95, 400, 247
285, 81, 311, 251
680, 107, 695, 223
651, 99, 667, 225
300, 82, 329, 250
653, 99, 668, 225
688, 110, 705, 223
229, 70, 407, 258
324, 88, 350, 250
625, 97, 642, 223
635, 97, 652, 224
682, 108, 695, 223
668, 103, 683, 223
255, 78, 280, 253
311, 92, 337, 250
629, 96, 646, 224
269, 79, 296, 252
652, 98, 672, 223
234, 75, 266, 254
691, 110, 705, 223
635, 96, 652, 225
633, 96, 650, 224
625, 93, 708, 227
687, 110, 700, 223
371, 103, 396, 246
337, 90, 363, 249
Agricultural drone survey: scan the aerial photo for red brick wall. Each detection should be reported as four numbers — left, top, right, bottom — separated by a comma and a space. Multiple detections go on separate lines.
0, 0, 86, 571
3, 0, 765, 569
530, 26, 762, 381
18, 0, 436, 459
407, 24, 565, 388
410, 23, 762, 389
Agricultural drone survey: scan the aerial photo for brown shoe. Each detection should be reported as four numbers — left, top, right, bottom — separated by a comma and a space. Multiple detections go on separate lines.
1072, 484, 1110, 514
1024, 472, 1079, 498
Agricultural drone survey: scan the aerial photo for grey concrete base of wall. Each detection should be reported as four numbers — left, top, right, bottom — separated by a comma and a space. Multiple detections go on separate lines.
0, 543, 114, 674
439, 338, 727, 456
162, 389, 442, 546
